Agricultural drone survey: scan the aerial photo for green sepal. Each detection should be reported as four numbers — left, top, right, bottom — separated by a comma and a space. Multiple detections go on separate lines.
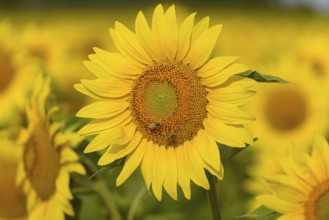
217, 138, 256, 163
88, 158, 125, 180
239, 70, 289, 84
237, 206, 281, 220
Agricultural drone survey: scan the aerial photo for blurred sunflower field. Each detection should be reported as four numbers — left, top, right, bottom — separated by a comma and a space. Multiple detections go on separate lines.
1, 1, 329, 220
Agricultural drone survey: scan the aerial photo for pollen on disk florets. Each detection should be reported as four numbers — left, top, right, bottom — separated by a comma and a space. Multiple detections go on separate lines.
130, 60, 208, 147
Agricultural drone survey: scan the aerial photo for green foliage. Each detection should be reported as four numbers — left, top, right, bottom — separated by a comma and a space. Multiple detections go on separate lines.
238, 206, 281, 220
239, 70, 289, 84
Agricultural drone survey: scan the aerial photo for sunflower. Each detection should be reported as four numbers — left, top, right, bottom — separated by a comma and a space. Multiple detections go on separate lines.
247, 56, 329, 151
0, 129, 27, 220
0, 20, 39, 126
76, 4, 255, 200
16, 74, 86, 220
257, 135, 329, 220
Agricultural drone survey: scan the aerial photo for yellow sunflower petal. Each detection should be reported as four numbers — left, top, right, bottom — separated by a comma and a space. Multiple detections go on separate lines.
201, 63, 249, 87
135, 11, 161, 62
60, 148, 79, 164
257, 195, 301, 214
78, 111, 131, 136
85, 122, 136, 155
76, 100, 128, 119
176, 12, 196, 61
184, 141, 210, 189
190, 16, 209, 46
98, 131, 145, 166
151, 4, 165, 57
141, 140, 156, 190
74, 83, 101, 100
81, 79, 132, 98
93, 48, 142, 77
64, 163, 86, 175
163, 146, 178, 200
162, 5, 178, 60
194, 129, 220, 171
198, 56, 240, 78
112, 22, 152, 65
207, 102, 255, 124
185, 24, 222, 69
152, 145, 167, 201
116, 138, 147, 186
311, 135, 329, 179
56, 169, 73, 199
207, 90, 255, 107
203, 117, 253, 147
176, 145, 191, 199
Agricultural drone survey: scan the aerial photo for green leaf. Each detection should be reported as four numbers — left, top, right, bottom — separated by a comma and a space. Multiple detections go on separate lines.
239, 70, 289, 84
237, 206, 281, 220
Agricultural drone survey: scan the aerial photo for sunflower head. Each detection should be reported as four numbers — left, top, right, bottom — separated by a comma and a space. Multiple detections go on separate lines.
76, 4, 255, 200
16, 73, 85, 219
257, 135, 329, 220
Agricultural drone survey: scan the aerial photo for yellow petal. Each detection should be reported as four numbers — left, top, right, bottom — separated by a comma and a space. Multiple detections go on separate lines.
162, 5, 178, 60
198, 56, 240, 78
203, 160, 223, 180
203, 117, 253, 147
163, 146, 178, 200
83, 60, 112, 79
84, 123, 135, 154
98, 130, 142, 166
76, 101, 128, 119
56, 169, 73, 199
194, 129, 220, 171
176, 13, 196, 61
141, 141, 156, 190
64, 163, 86, 175
60, 148, 79, 164
152, 4, 165, 57
176, 145, 191, 199
207, 87, 255, 106
183, 141, 209, 189
201, 63, 249, 88
81, 79, 132, 99
152, 145, 167, 201
93, 48, 142, 78
116, 138, 147, 186
311, 135, 329, 179
78, 111, 131, 136
74, 83, 101, 100
190, 16, 209, 46
111, 22, 152, 65
185, 25, 222, 69
206, 102, 255, 124
135, 11, 161, 62
257, 195, 300, 214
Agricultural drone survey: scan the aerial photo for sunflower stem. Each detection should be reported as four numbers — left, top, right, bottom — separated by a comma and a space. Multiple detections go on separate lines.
93, 179, 123, 220
206, 172, 222, 220
80, 154, 123, 220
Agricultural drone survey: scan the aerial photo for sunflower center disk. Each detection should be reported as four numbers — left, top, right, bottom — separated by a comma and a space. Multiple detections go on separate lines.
265, 86, 307, 131
0, 50, 15, 92
144, 82, 178, 121
305, 179, 329, 220
131, 61, 208, 147
23, 121, 60, 201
